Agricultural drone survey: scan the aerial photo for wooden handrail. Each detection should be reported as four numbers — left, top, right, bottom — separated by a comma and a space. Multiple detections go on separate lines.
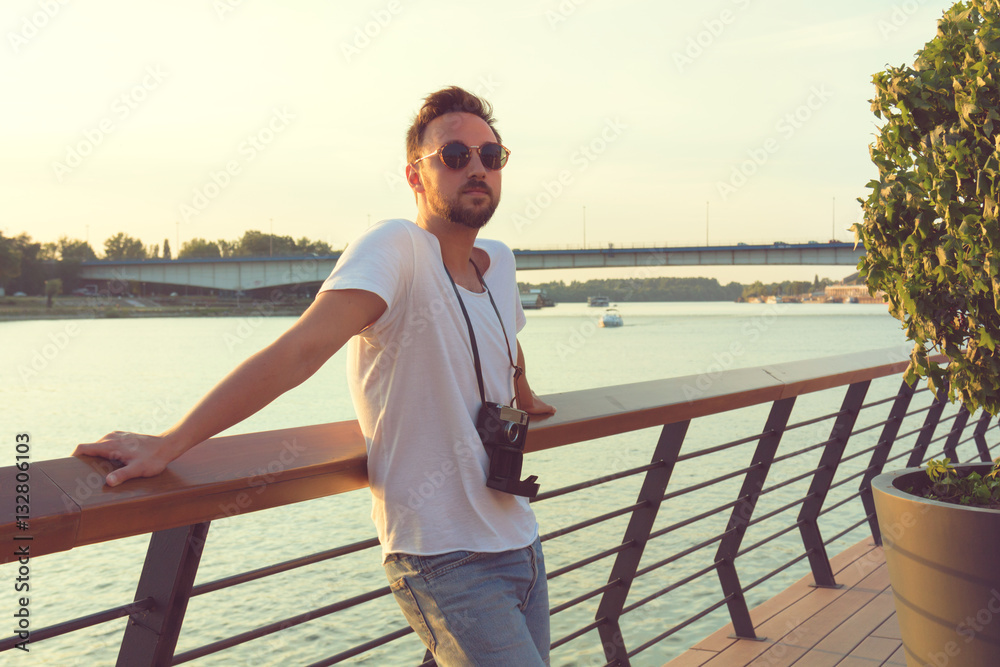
1, 346, 920, 564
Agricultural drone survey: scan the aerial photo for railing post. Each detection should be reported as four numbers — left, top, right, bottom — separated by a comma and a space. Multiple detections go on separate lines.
596, 420, 688, 667
943, 405, 971, 462
906, 387, 949, 467
714, 397, 796, 640
797, 380, 869, 588
117, 522, 210, 666
973, 411, 995, 462
860, 379, 915, 546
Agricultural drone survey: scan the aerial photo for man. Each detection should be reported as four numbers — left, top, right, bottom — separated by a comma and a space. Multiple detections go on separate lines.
74, 86, 555, 666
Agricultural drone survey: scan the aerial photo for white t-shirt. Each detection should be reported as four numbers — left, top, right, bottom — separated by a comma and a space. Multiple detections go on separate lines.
319, 219, 537, 561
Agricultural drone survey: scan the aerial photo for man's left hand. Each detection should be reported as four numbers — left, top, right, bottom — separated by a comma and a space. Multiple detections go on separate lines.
522, 391, 556, 416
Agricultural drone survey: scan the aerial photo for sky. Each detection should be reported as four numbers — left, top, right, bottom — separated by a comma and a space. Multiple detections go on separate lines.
2, 0, 957, 283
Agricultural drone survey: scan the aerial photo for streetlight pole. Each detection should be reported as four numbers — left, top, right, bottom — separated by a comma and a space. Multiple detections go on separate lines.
705, 201, 709, 246
582, 205, 587, 249
269, 218, 273, 257
831, 197, 836, 241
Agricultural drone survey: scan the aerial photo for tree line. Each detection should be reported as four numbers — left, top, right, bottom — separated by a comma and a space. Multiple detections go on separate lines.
518, 277, 744, 302
0, 230, 337, 295
518, 274, 840, 303
2, 229, 841, 300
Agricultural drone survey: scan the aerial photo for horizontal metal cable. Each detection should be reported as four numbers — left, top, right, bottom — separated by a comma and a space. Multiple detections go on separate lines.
828, 467, 868, 491
771, 439, 832, 465
817, 490, 862, 517
822, 515, 869, 546
736, 520, 804, 559
676, 432, 765, 462
894, 424, 931, 442
850, 419, 890, 437
546, 542, 630, 580
759, 465, 823, 496
0, 597, 153, 651
938, 412, 960, 426
172, 587, 391, 663
533, 461, 662, 503
648, 498, 741, 541
306, 626, 413, 667
661, 464, 758, 502
635, 530, 732, 579
551, 617, 607, 651
784, 411, 842, 432
956, 434, 977, 448
741, 549, 813, 595
627, 596, 732, 659
621, 561, 720, 615
860, 394, 901, 410
838, 442, 879, 466
549, 580, 619, 616
192, 537, 380, 596
885, 448, 915, 466
542, 501, 645, 543
747, 494, 812, 528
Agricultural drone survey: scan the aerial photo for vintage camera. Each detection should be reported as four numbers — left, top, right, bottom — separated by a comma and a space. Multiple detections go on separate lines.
476, 402, 539, 498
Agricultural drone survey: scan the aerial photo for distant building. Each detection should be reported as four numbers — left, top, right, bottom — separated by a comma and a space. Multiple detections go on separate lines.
520, 292, 544, 309
824, 284, 885, 304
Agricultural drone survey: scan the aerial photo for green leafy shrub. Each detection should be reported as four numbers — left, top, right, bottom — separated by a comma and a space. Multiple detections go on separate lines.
855, 0, 1000, 414
922, 457, 1000, 508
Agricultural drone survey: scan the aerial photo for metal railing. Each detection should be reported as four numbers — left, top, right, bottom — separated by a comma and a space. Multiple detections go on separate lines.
1, 347, 996, 666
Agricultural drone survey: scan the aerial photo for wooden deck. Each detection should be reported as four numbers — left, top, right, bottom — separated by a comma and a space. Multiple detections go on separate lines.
666, 539, 906, 666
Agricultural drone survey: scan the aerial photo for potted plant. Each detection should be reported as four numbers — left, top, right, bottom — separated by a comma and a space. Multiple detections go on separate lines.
856, 1, 1000, 665
871, 460, 1000, 666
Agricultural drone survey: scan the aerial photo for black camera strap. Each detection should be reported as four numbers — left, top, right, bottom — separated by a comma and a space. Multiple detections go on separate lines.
442, 258, 521, 408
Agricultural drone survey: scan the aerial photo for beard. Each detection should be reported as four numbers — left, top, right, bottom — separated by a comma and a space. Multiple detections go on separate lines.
428, 181, 500, 229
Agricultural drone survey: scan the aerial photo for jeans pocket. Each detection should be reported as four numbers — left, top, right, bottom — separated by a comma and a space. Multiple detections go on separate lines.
389, 575, 437, 652
418, 550, 483, 581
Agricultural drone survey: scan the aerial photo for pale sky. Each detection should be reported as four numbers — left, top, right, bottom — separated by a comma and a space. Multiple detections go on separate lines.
2, 0, 954, 283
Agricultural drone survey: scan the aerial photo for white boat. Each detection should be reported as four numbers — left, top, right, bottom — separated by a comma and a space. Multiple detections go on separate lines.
599, 308, 623, 328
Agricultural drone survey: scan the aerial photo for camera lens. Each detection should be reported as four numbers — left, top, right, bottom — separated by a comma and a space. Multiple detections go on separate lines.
503, 422, 521, 444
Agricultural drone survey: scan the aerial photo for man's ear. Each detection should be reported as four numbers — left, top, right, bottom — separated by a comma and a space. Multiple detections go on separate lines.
405, 164, 424, 194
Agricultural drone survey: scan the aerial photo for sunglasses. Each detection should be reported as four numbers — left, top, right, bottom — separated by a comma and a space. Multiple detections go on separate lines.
413, 141, 511, 171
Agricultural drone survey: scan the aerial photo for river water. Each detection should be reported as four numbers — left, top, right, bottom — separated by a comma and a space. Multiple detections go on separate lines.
0, 302, 917, 666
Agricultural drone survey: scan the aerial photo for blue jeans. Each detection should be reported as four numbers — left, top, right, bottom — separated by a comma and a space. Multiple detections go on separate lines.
384, 536, 550, 666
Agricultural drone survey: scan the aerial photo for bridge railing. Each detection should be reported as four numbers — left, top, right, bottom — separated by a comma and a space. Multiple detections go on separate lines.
1, 347, 994, 666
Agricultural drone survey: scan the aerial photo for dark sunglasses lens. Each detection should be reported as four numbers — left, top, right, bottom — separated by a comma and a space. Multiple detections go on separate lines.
440, 143, 471, 169
480, 144, 508, 170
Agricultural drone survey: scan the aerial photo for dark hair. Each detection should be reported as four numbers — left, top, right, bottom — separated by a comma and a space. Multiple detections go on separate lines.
406, 86, 502, 165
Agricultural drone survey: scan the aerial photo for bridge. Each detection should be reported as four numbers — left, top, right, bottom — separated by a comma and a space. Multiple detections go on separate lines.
78, 242, 863, 293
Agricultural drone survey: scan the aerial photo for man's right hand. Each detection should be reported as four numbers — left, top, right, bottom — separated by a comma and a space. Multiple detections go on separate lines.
71, 288, 387, 488
73, 431, 173, 487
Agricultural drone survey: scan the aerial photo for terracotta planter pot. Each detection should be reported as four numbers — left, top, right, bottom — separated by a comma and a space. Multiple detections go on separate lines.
872, 465, 1000, 667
